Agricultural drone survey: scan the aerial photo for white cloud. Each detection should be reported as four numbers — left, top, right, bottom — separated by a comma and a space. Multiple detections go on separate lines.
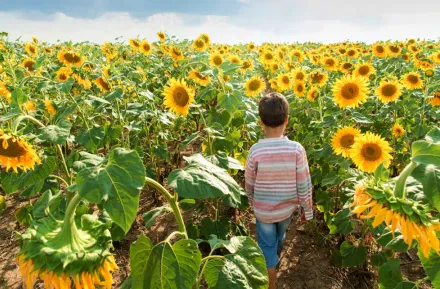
237, 0, 251, 3
0, 3, 439, 45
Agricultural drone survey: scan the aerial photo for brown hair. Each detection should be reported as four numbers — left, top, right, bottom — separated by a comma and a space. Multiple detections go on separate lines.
258, 92, 289, 128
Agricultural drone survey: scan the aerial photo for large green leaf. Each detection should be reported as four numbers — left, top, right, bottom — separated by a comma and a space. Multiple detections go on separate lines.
143, 239, 201, 289
394, 282, 417, 289
130, 233, 152, 289
378, 259, 403, 289
425, 127, 440, 143
201, 216, 230, 240
418, 248, 440, 288
77, 125, 105, 152
11, 87, 27, 107
377, 230, 410, 252
168, 154, 242, 203
76, 148, 145, 233
411, 140, 440, 167
340, 241, 367, 267
38, 120, 71, 144
330, 208, 354, 235
143, 206, 171, 229
412, 164, 440, 212
218, 91, 242, 112
204, 236, 268, 289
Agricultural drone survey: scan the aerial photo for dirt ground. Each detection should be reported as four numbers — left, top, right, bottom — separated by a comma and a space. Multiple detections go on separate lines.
0, 190, 432, 289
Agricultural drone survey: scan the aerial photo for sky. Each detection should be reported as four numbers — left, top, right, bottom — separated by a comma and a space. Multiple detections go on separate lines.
1, 0, 439, 44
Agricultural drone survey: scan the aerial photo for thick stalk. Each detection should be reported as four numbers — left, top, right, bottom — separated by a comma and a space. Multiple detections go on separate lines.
196, 255, 226, 287
197, 107, 212, 154
393, 161, 418, 199
144, 177, 187, 237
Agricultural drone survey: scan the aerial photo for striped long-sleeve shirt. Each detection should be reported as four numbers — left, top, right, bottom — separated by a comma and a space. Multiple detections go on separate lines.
245, 136, 313, 223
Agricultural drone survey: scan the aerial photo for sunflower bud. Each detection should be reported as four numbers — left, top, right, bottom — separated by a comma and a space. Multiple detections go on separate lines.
425, 69, 434, 78
368, 73, 376, 81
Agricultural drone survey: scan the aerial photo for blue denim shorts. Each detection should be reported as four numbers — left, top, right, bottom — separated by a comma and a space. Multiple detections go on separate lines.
256, 216, 293, 268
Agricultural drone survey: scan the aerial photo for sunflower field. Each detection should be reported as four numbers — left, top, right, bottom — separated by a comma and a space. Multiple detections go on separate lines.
0, 31, 439, 289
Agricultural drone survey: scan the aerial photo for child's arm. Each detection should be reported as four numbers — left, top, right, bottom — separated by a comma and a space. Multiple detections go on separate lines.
296, 145, 313, 221
245, 151, 256, 206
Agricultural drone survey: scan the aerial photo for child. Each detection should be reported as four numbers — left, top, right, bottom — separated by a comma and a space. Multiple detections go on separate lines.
245, 92, 313, 289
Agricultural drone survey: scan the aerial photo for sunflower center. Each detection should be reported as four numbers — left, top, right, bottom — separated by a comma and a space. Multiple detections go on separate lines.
64, 52, 82, 64
358, 66, 370, 75
340, 134, 355, 148
341, 83, 359, 99
389, 46, 399, 53
143, 43, 151, 51
24, 61, 35, 71
0, 137, 27, 157
325, 59, 335, 66
297, 84, 304, 92
282, 76, 290, 84
173, 88, 189, 106
60, 73, 67, 81
343, 63, 352, 69
231, 58, 240, 64
311, 73, 323, 83
98, 78, 110, 91
195, 40, 204, 48
265, 53, 273, 60
296, 72, 305, 81
213, 56, 223, 66
407, 75, 419, 84
381, 84, 397, 97
339, 49, 346, 54
376, 46, 384, 53
347, 50, 355, 56
29, 46, 36, 54
242, 61, 251, 69
361, 144, 382, 161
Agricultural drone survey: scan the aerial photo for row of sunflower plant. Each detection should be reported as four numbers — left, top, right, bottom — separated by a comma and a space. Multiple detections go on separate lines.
0, 30, 439, 288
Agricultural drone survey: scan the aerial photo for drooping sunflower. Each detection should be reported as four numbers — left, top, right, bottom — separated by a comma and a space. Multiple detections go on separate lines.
25, 42, 38, 57
402, 53, 410, 62
354, 63, 376, 78
269, 78, 280, 91
73, 74, 92, 89
22, 58, 36, 72
129, 38, 141, 50
415, 60, 434, 71
392, 123, 405, 138
332, 74, 369, 109
401, 72, 423, 90
340, 62, 353, 74
56, 67, 73, 82
350, 132, 393, 173
0, 133, 40, 173
372, 43, 387, 57
188, 70, 211, 86
169, 46, 184, 61
244, 76, 266, 97
308, 71, 328, 87
57, 50, 84, 67
321, 57, 339, 71
140, 40, 152, 55
94, 77, 111, 92
0, 81, 11, 103
375, 79, 402, 103
240, 59, 254, 73
209, 52, 224, 67
386, 44, 401, 57
293, 81, 306, 97
157, 31, 166, 42
430, 91, 440, 106
331, 126, 361, 158
199, 33, 211, 46
44, 99, 56, 116
276, 73, 292, 92
307, 87, 320, 102
23, 100, 36, 112
163, 78, 195, 116
32, 36, 38, 44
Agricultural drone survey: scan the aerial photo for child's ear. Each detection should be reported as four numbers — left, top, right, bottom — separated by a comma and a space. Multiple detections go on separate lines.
283, 116, 289, 126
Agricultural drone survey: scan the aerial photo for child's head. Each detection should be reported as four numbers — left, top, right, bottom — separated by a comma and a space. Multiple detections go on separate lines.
258, 92, 289, 135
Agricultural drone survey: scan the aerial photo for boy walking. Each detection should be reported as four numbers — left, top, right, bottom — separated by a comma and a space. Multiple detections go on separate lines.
245, 92, 313, 289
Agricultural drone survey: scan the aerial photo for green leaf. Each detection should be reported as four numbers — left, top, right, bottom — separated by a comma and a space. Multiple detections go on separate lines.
330, 209, 354, 235
179, 131, 200, 151
76, 148, 146, 233
412, 164, 440, 212
351, 112, 373, 124
0, 108, 21, 122
152, 143, 170, 161
201, 216, 230, 240
378, 259, 403, 289
376, 230, 410, 252
61, 77, 75, 94
143, 206, 171, 229
32, 190, 62, 219
143, 239, 201, 289
72, 152, 104, 172
426, 127, 440, 143
340, 241, 367, 267
130, 233, 152, 289
372, 252, 389, 268
394, 281, 417, 289
168, 154, 242, 204
219, 62, 242, 75
89, 95, 111, 105
38, 120, 71, 144
11, 88, 27, 107
77, 125, 105, 152
179, 199, 196, 211
218, 91, 242, 112
411, 140, 440, 167
15, 205, 33, 226
204, 236, 268, 289
418, 247, 440, 288
105, 88, 124, 101
375, 162, 390, 182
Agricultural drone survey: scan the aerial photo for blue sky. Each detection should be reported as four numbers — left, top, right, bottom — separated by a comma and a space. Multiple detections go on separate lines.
0, 0, 439, 44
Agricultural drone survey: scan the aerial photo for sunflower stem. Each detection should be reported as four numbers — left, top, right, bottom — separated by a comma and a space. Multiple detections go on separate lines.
198, 107, 213, 154
144, 177, 187, 237
393, 161, 418, 199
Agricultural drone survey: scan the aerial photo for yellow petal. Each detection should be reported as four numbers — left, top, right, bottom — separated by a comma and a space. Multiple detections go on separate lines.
391, 213, 400, 234
384, 209, 394, 227
361, 203, 383, 219
372, 207, 388, 228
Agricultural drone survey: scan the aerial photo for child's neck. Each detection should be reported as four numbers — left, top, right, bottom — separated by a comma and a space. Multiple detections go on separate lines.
263, 127, 285, 138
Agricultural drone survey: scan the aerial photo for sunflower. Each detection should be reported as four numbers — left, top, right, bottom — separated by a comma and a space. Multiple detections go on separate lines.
350, 132, 392, 173
22, 58, 36, 72
23, 100, 36, 112
392, 123, 405, 137
321, 57, 339, 71
415, 60, 434, 71
430, 91, 440, 106
308, 71, 328, 87
340, 62, 353, 74
209, 52, 223, 67
307, 87, 320, 102
431, 51, 440, 65
240, 59, 254, 73
387, 44, 401, 57
72, 74, 92, 89
140, 40, 152, 55
188, 70, 211, 86
129, 38, 141, 50
57, 50, 84, 67
332, 75, 369, 109
228, 54, 242, 65
31, 36, 38, 44
25, 42, 37, 57
244, 76, 266, 97
292, 68, 307, 82
372, 43, 387, 57
157, 31, 166, 42
354, 63, 376, 78
163, 78, 195, 116
269, 78, 280, 92
192, 38, 207, 52
408, 44, 420, 54
94, 77, 111, 92
56, 67, 73, 82
260, 50, 276, 65
331, 126, 361, 158
293, 82, 306, 97
291, 49, 305, 62
401, 72, 423, 90
269, 63, 280, 73
277, 73, 292, 91
0, 134, 40, 173
248, 43, 256, 50
402, 53, 410, 62
43, 47, 53, 55
0, 81, 11, 103
199, 33, 211, 46
169, 46, 184, 61
375, 79, 402, 103
346, 49, 358, 58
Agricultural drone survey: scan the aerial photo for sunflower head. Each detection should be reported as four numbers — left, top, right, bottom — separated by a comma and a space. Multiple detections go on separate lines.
140, 40, 152, 55
57, 50, 84, 67
199, 33, 211, 45
375, 78, 402, 103
350, 132, 393, 173
248, 43, 256, 50
129, 38, 141, 50
193, 38, 207, 52
25, 42, 38, 57
269, 63, 280, 73
277, 73, 292, 92
0, 134, 41, 173
170, 46, 184, 61
401, 72, 423, 90
23, 100, 36, 112
331, 126, 361, 158
44, 99, 56, 116
387, 44, 401, 56
22, 58, 36, 72
354, 63, 376, 78
163, 78, 195, 116
157, 31, 166, 42
430, 91, 440, 107
308, 71, 328, 87
209, 53, 223, 67
188, 70, 211, 86
240, 59, 254, 73
307, 87, 320, 102
372, 43, 387, 57
293, 81, 306, 97
56, 66, 73, 82
245, 76, 266, 97
94, 77, 111, 92
332, 74, 369, 109
261, 50, 275, 65
392, 123, 405, 138
341, 62, 353, 74
321, 57, 339, 71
